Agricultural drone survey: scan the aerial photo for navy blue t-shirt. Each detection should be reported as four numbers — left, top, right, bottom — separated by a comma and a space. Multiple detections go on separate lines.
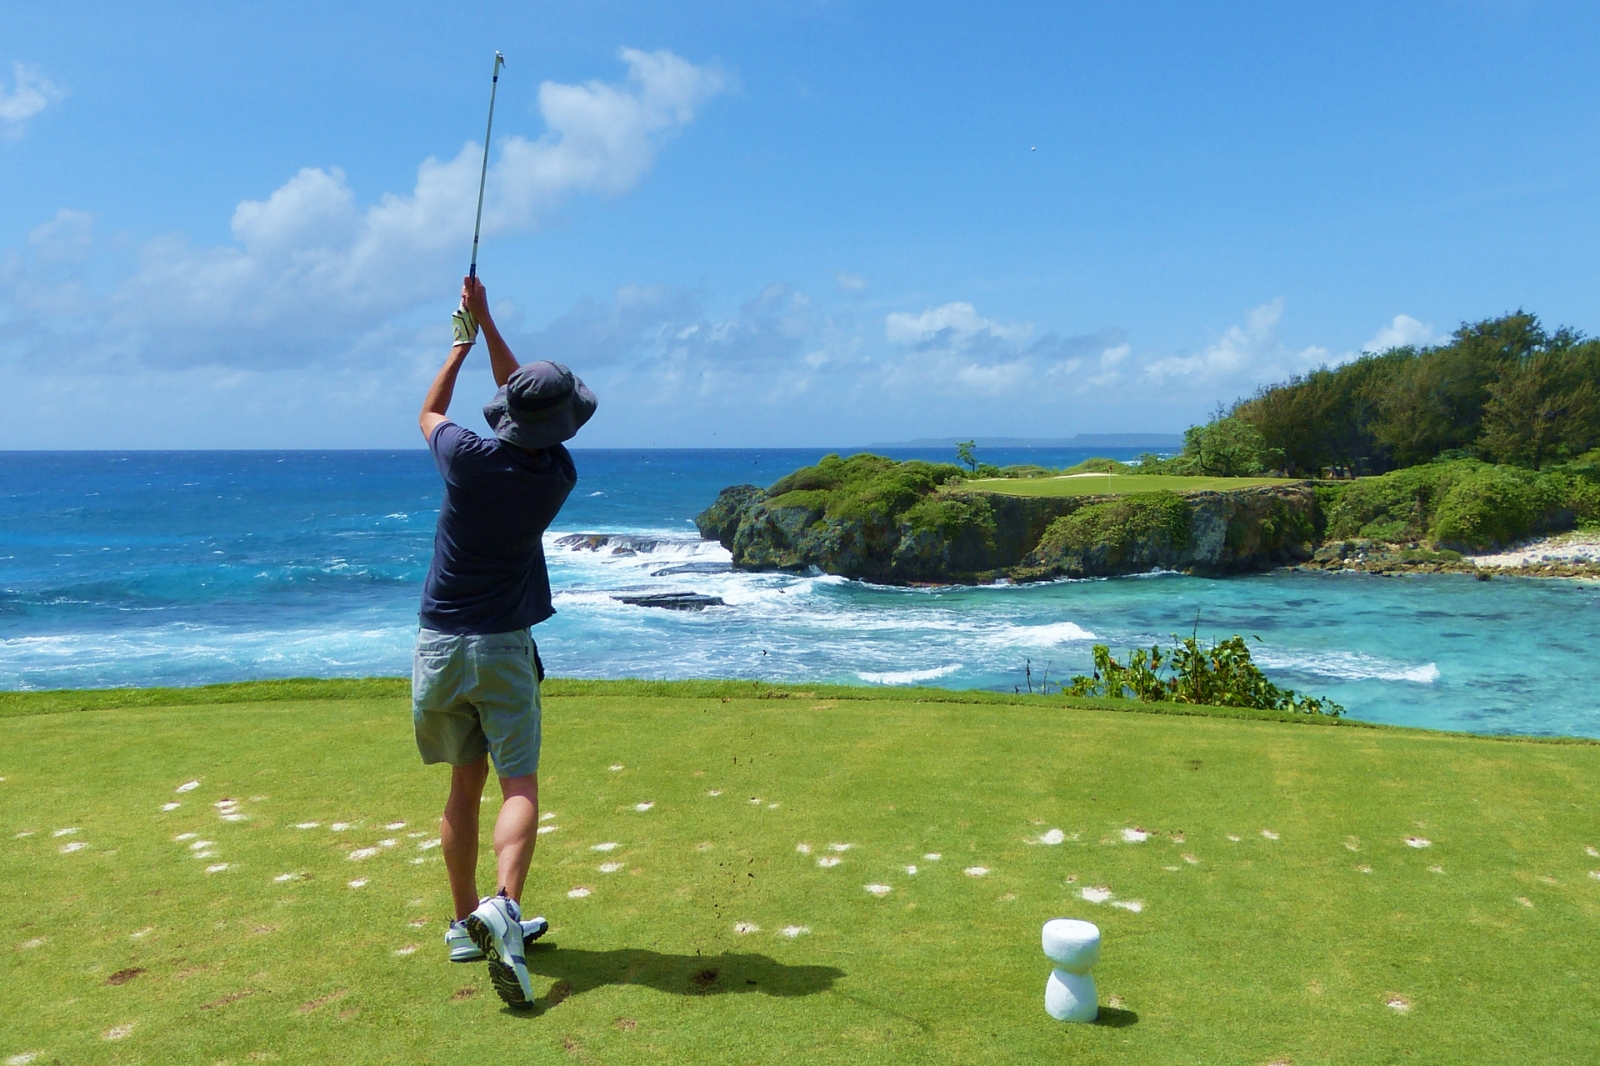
419, 422, 577, 634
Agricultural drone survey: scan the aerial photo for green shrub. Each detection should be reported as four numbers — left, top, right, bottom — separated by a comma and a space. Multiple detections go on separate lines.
1033, 492, 1191, 565
1061, 457, 1133, 475
766, 454, 966, 527
1067, 635, 1342, 716
901, 494, 997, 548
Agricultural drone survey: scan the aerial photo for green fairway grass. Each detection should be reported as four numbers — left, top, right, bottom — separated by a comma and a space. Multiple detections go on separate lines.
957, 473, 1297, 497
2, 680, 1597, 1064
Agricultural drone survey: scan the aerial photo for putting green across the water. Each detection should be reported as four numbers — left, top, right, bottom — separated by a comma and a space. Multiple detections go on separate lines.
956, 473, 1297, 496
2, 679, 1597, 1065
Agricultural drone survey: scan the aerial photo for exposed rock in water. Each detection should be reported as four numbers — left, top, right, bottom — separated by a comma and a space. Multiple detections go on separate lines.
554, 533, 667, 555
650, 562, 732, 577
694, 480, 1318, 584
613, 592, 726, 611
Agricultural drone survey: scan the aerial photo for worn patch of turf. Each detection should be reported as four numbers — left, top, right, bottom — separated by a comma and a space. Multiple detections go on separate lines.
957, 473, 1296, 497
1, 681, 1597, 1064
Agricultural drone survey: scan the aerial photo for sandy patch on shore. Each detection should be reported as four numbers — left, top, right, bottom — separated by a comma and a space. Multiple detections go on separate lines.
1471, 530, 1600, 568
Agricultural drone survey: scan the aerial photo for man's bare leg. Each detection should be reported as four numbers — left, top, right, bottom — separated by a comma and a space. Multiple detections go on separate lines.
494, 773, 539, 903
442, 756, 490, 921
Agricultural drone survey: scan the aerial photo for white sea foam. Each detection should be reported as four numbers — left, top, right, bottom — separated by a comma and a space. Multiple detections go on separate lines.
858, 664, 962, 685
985, 621, 1097, 646
1256, 649, 1439, 684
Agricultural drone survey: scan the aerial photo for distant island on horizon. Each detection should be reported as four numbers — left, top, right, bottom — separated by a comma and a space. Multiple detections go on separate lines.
868, 433, 1185, 449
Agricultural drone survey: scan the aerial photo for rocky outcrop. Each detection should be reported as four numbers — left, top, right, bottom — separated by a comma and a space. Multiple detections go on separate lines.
694, 481, 1318, 584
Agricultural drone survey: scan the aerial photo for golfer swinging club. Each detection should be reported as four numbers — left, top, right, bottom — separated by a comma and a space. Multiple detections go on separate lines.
414, 273, 596, 1009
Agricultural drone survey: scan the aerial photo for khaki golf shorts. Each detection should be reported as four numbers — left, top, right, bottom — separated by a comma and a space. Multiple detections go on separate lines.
412, 627, 542, 779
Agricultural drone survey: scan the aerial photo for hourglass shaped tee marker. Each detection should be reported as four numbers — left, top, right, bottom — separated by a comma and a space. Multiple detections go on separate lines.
1042, 919, 1100, 1022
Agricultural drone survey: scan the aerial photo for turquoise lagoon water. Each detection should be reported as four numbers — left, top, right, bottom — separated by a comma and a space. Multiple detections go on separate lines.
2, 449, 1597, 738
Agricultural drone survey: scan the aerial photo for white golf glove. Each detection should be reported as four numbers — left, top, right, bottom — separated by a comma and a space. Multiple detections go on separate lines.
451, 306, 479, 346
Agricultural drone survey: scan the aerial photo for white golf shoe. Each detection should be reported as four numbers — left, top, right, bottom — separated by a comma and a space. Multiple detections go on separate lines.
446, 915, 548, 963
462, 892, 535, 1008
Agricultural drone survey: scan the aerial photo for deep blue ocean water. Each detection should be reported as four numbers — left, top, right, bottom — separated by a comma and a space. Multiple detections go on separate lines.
3, 449, 1598, 739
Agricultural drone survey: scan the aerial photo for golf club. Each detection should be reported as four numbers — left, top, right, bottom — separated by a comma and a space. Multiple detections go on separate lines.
468, 51, 505, 280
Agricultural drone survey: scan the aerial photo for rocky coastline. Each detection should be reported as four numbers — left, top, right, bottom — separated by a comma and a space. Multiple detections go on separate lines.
694, 468, 1600, 585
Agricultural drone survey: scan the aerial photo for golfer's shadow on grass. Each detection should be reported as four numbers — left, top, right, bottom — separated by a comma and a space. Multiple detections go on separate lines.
521, 943, 844, 1012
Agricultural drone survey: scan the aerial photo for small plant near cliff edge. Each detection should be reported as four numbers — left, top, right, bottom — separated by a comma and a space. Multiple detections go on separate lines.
1066, 634, 1343, 716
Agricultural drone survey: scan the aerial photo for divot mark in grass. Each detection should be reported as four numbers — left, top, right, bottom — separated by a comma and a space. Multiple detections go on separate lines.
1589, 870, 1600, 881
964, 866, 989, 877
924, 853, 941, 861
538, 812, 555, 822
221, 813, 248, 822
106, 967, 146, 986
1515, 896, 1534, 908
393, 945, 418, 956
1182, 853, 1200, 865
1404, 837, 1431, 848
1262, 829, 1279, 841
1586, 845, 1599, 858
568, 886, 592, 899
14, 830, 35, 838
1081, 886, 1112, 904
734, 921, 760, 933
189, 840, 213, 851
615, 1017, 637, 1031
130, 927, 153, 939
1428, 866, 1445, 874
1537, 875, 1558, 884
828, 843, 852, 852
591, 842, 619, 852
19, 937, 46, 949
795, 843, 811, 854
599, 862, 624, 873
102, 1023, 136, 1041
215, 799, 236, 809
1121, 828, 1149, 843
297, 989, 349, 1013
634, 802, 655, 812
293, 822, 319, 830
205, 863, 229, 873
748, 797, 762, 805
695, 842, 713, 852
407, 831, 425, 838
379, 839, 397, 848
384, 821, 407, 830
536, 825, 558, 835
905, 865, 918, 875
707, 789, 723, 797
174, 832, 196, 841
1345, 837, 1361, 852
348, 878, 368, 889
6, 1052, 41, 1065
768, 803, 780, 809
176, 780, 200, 793
817, 856, 841, 868
1110, 899, 1144, 912
1037, 829, 1065, 845
418, 839, 440, 850
273, 873, 301, 882
51, 827, 79, 838
161, 802, 181, 812
864, 884, 892, 897
348, 848, 379, 861
330, 822, 353, 831
609, 764, 624, 771
59, 841, 87, 853
1227, 834, 1241, 842
449, 986, 476, 1001
1386, 995, 1412, 1013
1357, 865, 1373, 874
780, 925, 810, 938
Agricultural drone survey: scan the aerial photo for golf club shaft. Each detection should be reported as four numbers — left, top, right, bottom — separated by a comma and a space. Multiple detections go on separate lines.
468, 52, 505, 280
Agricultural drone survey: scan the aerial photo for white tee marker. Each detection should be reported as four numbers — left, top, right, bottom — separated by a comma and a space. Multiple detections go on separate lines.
1042, 919, 1100, 1022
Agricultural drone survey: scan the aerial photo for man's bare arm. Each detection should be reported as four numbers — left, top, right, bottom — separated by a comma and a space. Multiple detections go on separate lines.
464, 276, 519, 387
420, 344, 471, 442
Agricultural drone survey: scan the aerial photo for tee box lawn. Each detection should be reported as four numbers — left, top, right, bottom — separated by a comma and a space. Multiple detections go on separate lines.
2, 679, 1598, 1065
956, 473, 1297, 497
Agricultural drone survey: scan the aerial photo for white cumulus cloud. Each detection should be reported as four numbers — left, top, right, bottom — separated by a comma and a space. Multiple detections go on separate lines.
0, 62, 62, 136
1, 48, 725, 370
1141, 299, 1329, 386
1362, 313, 1436, 353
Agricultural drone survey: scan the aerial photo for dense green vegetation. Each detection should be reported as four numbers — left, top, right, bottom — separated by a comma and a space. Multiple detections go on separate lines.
3, 681, 1599, 1064
1320, 457, 1600, 551
1028, 491, 1192, 564
765, 452, 978, 537
1067, 636, 1344, 717
1217, 312, 1600, 476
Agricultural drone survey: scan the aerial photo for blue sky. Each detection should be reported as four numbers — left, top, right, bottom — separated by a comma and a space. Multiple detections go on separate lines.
4, 1, 1599, 448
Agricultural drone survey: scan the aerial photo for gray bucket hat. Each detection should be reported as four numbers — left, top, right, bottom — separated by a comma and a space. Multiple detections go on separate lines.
482, 361, 597, 448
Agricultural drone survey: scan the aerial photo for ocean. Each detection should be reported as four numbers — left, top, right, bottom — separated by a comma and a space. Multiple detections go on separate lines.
3, 449, 1598, 738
